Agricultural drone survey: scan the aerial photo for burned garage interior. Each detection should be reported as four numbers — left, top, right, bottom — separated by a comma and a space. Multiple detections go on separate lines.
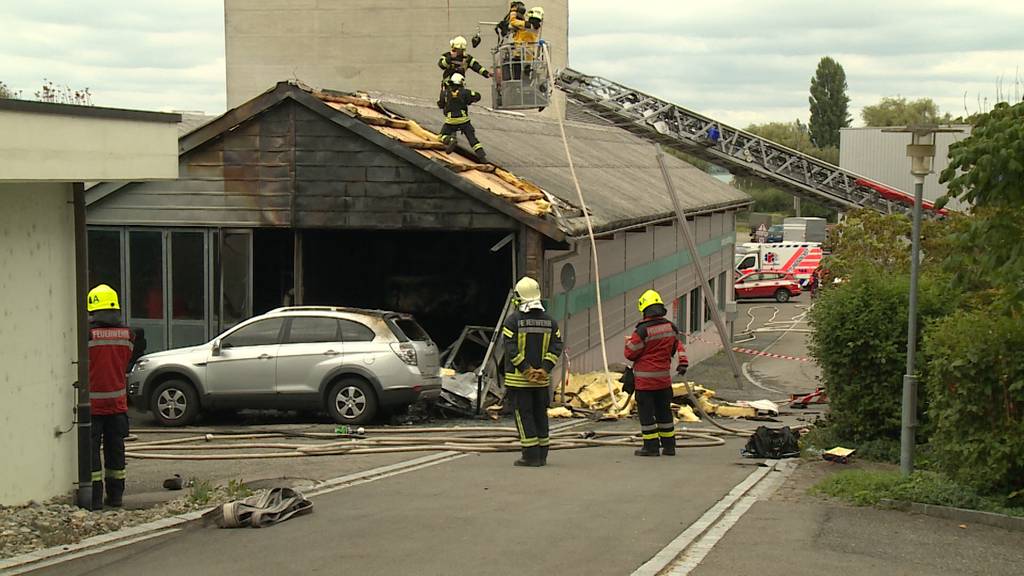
85, 81, 751, 405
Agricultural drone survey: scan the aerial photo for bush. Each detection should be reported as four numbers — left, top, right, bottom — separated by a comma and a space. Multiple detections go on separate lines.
923, 307, 1024, 497
808, 268, 955, 443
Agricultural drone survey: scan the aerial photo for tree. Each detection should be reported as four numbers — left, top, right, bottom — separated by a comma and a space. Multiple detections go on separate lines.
808, 56, 851, 149
862, 96, 952, 127
0, 81, 18, 99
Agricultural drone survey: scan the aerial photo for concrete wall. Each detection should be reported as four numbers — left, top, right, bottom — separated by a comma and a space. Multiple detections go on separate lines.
0, 107, 178, 182
839, 126, 972, 211
225, 0, 569, 110
546, 211, 736, 375
0, 183, 78, 505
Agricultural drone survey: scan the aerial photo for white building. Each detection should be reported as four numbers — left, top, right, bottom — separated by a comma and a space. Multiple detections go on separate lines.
840, 126, 972, 211
0, 99, 178, 506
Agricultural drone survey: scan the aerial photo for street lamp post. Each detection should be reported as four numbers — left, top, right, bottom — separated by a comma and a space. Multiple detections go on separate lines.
883, 126, 954, 476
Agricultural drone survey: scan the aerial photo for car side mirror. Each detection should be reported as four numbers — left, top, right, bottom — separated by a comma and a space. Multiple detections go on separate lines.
212, 340, 222, 357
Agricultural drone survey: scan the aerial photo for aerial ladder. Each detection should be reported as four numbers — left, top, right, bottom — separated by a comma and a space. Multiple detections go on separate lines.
550, 68, 947, 217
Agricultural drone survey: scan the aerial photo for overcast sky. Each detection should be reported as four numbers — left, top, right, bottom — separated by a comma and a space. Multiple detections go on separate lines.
2, 1, 1022, 127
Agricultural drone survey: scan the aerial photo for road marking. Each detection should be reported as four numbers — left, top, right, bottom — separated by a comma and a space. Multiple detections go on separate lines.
665, 460, 797, 575
631, 462, 776, 576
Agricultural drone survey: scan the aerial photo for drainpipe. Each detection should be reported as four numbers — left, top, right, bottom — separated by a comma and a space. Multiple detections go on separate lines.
73, 182, 94, 509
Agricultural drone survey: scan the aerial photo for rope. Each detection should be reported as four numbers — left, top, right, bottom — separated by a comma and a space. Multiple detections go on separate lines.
543, 43, 618, 408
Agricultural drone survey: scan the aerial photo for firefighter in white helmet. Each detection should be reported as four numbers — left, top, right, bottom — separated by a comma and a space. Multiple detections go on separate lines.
501, 276, 564, 466
437, 35, 489, 109
439, 72, 487, 162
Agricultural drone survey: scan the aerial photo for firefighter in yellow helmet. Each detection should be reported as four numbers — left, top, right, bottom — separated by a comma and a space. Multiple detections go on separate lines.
624, 290, 688, 456
86, 284, 135, 507
505, 6, 544, 83
502, 276, 563, 466
437, 35, 489, 109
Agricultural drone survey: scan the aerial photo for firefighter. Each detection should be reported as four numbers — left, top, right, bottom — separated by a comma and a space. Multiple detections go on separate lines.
496, 1, 526, 43
624, 290, 689, 457
439, 73, 487, 162
437, 36, 490, 109
502, 276, 564, 467
86, 284, 135, 508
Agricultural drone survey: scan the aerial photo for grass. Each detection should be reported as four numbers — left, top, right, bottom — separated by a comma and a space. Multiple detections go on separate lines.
812, 469, 1024, 517
186, 479, 214, 506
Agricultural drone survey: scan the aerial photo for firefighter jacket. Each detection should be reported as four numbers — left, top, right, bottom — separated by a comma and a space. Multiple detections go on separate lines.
623, 309, 688, 391
502, 308, 564, 388
88, 314, 134, 415
442, 87, 482, 125
438, 51, 487, 81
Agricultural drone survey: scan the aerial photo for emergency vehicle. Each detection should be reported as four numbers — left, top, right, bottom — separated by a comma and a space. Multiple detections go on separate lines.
734, 242, 823, 288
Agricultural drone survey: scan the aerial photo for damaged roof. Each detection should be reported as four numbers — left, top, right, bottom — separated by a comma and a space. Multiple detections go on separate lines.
376, 94, 753, 236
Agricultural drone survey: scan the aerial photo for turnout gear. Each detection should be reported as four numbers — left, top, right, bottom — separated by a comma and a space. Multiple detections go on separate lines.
624, 296, 687, 457
87, 284, 120, 312
87, 288, 134, 508
502, 281, 563, 466
496, 1, 527, 41
439, 85, 487, 162
438, 50, 489, 82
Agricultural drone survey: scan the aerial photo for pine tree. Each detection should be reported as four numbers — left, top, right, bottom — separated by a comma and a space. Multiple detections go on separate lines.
808, 57, 851, 149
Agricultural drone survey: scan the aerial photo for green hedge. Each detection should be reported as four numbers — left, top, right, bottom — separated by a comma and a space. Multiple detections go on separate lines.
808, 268, 955, 443
923, 308, 1024, 498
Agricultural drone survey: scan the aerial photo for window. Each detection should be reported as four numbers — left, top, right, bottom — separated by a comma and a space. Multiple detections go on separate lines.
737, 255, 756, 270
676, 295, 687, 333
704, 278, 715, 323
129, 231, 164, 319
391, 318, 430, 342
222, 318, 284, 348
340, 319, 376, 342
286, 317, 340, 344
88, 230, 122, 295
171, 232, 204, 321
718, 271, 727, 310
689, 286, 701, 333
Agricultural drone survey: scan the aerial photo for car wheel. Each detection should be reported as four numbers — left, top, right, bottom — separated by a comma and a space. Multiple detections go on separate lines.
150, 379, 199, 427
774, 288, 791, 303
327, 378, 377, 425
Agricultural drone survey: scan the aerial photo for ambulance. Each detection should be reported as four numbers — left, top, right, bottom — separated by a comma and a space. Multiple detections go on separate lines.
734, 242, 823, 288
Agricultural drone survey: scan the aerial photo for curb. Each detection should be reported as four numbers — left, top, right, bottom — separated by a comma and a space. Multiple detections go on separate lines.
879, 499, 1024, 532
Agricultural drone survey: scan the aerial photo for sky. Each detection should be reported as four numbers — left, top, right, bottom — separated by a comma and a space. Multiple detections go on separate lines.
2, 0, 1023, 127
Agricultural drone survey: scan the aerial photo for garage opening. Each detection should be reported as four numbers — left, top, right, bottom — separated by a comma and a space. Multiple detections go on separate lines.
253, 229, 294, 315
301, 230, 513, 353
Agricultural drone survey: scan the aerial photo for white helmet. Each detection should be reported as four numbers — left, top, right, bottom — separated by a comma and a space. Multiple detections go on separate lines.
515, 276, 542, 302
527, 6, 544, 21
450, 36, 468, 50
448, 73, 465, 86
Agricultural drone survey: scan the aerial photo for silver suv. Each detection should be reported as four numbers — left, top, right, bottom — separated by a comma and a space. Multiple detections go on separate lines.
128, 307, 441, 426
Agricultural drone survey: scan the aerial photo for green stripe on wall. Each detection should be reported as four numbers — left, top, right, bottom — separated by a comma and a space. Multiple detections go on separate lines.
548, 233, 734, 319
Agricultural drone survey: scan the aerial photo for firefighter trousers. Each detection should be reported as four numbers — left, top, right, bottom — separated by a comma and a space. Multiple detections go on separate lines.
636, 388, 675, 453
508, 386, 550, 462
440, 122, 485, 158
91, 413, 129, 508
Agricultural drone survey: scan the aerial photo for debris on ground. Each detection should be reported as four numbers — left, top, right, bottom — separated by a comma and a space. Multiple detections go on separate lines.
219, 487, 313, 529
822, 446, 856, 464
546, 406, 573, 418
675, 404, 701, 423
740, 425, 801, 459
0, 482, 257, 560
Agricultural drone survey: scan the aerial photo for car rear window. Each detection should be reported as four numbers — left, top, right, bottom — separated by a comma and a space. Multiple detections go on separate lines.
390, 317, 431, 342
340, 319, 376, 342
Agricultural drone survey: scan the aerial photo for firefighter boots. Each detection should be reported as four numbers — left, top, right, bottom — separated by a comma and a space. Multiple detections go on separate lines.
514, 446, 543, 467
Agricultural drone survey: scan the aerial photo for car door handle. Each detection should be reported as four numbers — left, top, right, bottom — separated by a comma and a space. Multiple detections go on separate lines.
324, 350, 340, 356
259, 354, 273, 360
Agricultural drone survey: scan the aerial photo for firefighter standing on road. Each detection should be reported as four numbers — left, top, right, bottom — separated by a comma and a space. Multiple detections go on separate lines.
437, 36, 490, 109
624, 290, 688, 457
502, 277, 563, 467
87, 284, 135, 508
439, 73, 487, 162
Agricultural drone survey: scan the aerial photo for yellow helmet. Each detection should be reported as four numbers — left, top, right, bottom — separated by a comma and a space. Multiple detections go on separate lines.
88, 284, 120, 312
527, 6, 544, 20
450, 36, 468, 50
515, 276, 542, 302
637, 289, 663, 313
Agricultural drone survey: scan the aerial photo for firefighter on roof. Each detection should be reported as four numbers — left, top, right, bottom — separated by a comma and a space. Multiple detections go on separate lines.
624, 290, 688, 457
502, 276, 564, 467
86, 284, 135, 508
438, 36, 489, 109
439, 73, 487, 163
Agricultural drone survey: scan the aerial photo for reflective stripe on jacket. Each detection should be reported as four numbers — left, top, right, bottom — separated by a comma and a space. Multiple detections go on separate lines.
442, 87, 482, 125
624, 316, 687, 391
438, 52, 486, 80
89, 324, 133, 415
502, 309, 564, 387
